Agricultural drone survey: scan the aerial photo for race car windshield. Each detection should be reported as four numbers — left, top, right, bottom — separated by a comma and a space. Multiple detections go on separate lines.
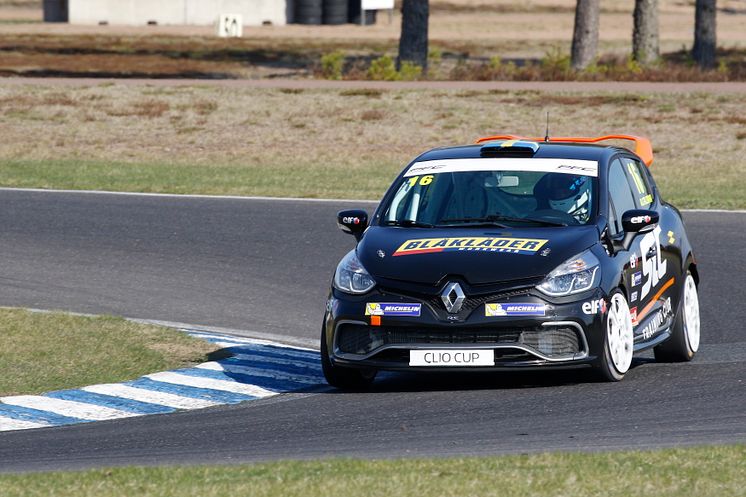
381, 166, 597, 227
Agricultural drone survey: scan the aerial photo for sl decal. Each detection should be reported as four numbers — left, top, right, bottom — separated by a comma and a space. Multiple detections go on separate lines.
639, 225, 668, 300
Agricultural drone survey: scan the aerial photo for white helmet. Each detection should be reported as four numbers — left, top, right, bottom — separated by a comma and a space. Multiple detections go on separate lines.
545, 175, 592, 223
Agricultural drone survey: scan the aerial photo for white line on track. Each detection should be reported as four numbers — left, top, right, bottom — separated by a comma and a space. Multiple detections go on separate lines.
1, 395, 138, 421
227, 352, 321, 369
139, 319, 319, 349
144, 372, 276, 397
0, 187, 743, 213
0, 416, 50, 431
0, 187, 378, 205
82, 384, 219, 410
195, 362, 323, 384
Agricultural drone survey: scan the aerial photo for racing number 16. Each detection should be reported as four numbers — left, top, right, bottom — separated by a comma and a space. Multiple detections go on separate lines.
408, 175, 433, 187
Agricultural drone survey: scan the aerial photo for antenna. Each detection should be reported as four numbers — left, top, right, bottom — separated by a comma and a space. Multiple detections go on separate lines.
544, 111, 550, 142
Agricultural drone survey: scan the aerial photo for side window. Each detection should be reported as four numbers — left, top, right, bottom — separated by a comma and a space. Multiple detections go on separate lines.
622, 157, 653, 208
608, 159, 638, 236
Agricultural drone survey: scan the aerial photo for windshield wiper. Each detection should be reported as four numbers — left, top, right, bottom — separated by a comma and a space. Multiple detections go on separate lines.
384, 219, 435, 228
440, 215, 567, 227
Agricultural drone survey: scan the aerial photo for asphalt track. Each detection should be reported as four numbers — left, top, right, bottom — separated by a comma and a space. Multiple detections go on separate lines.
0, 189, 744, 472
3, 78, 746, 94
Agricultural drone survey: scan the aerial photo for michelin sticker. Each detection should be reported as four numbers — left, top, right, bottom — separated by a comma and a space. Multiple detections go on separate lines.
485, 303, 546, 317
365, 303, 421, 317
394, 237, 548, 257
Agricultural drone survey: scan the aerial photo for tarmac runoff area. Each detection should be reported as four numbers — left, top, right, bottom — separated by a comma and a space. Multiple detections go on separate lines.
0, 328, 324, 432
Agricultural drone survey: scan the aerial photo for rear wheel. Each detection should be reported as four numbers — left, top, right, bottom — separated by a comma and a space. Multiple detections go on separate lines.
320, 320, 376, 390
654, 271, 700, 362
595, 290, 634, 381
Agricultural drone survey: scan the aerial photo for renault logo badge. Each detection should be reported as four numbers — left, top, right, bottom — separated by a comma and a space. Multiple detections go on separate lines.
441, 282, 465, 314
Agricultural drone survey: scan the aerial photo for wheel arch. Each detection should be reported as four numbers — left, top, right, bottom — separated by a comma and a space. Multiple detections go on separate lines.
686, 254, 700, 286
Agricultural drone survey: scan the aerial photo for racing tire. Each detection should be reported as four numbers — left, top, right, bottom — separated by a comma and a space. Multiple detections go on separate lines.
321, 321, 377, 390
654, 271, 700, 362
595, 290, 635, 382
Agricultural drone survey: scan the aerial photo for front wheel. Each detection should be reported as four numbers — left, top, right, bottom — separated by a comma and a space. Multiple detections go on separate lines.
595, 290, 635, 382
320, 321, 376, 390
654, 271, 700, 362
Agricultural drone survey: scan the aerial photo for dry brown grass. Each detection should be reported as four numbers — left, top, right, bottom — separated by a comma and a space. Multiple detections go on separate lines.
103, 99, 170, 118
360, 109, 385, 121
0, 83, 743, 208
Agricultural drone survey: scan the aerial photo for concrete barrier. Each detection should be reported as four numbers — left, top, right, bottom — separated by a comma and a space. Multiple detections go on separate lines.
67, 0, 290, 26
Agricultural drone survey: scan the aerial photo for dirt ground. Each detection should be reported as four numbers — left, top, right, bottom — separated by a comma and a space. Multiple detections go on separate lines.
2, 0, 746, 52
0, 0, 744, 79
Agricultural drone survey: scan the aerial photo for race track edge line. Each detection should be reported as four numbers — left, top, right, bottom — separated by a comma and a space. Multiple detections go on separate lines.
1, 187, 744, 212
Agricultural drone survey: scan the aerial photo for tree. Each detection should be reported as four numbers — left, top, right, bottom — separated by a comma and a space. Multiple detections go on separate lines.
633, 0, 659, 65
571, 0, 600, 70
692, 0, 717, 69
398, 0, 429, 72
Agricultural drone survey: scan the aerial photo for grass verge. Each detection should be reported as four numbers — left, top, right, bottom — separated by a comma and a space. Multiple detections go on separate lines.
0, 308, 218, 396
0, 445, 744, 496
0, 85, 744, 209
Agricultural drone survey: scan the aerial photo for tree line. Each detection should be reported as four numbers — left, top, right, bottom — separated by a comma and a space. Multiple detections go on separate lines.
397, 0, 718, 73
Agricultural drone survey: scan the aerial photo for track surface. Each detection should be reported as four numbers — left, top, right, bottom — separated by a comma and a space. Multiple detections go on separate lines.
2, 78, 746, 93
0, 189, 744, 472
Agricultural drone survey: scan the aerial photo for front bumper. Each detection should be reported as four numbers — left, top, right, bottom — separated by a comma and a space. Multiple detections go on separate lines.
324, 285, 606, 372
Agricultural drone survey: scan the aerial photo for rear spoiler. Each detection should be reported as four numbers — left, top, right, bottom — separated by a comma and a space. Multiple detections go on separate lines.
475, 134, 654, 166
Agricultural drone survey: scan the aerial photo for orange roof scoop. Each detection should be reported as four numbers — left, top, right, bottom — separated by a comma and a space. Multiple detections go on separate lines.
475, 134, 654, 166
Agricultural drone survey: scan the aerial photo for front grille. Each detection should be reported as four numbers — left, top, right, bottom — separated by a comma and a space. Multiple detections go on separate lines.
426, 288, 532, 315
336, 324, 581, 359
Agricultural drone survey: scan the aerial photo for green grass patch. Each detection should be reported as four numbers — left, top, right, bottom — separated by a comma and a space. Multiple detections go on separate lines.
0, 445, 744, 496
0, 159, 397, 200
0, 308, 218, 396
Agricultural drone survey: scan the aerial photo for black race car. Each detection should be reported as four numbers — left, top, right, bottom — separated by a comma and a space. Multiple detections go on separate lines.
322, 134, 700, 387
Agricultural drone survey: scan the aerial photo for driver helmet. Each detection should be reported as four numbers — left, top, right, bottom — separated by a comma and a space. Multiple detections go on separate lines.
545, 174, 592, 223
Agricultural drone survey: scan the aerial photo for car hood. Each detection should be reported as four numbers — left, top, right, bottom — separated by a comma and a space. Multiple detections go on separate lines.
357, 225, 600, 286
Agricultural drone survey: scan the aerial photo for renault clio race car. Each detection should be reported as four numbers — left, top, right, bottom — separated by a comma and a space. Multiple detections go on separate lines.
322, 134, 701, 388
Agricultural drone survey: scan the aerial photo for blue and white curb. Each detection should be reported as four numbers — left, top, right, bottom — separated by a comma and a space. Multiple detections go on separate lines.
0, 330, 324, 432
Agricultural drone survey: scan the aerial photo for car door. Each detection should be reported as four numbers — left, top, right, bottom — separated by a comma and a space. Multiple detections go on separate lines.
607, 156, 676, 344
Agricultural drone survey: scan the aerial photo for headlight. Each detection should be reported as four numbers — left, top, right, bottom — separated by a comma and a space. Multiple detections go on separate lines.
333, 250, 376, 294
537, 249, 599, 297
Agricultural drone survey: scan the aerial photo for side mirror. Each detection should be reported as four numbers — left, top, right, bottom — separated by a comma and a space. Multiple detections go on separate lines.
337, 209, 368, 240
620, 209, 659, 250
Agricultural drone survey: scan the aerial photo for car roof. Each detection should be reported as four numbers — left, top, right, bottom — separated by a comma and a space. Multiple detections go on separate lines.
416, 142, 625, 164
